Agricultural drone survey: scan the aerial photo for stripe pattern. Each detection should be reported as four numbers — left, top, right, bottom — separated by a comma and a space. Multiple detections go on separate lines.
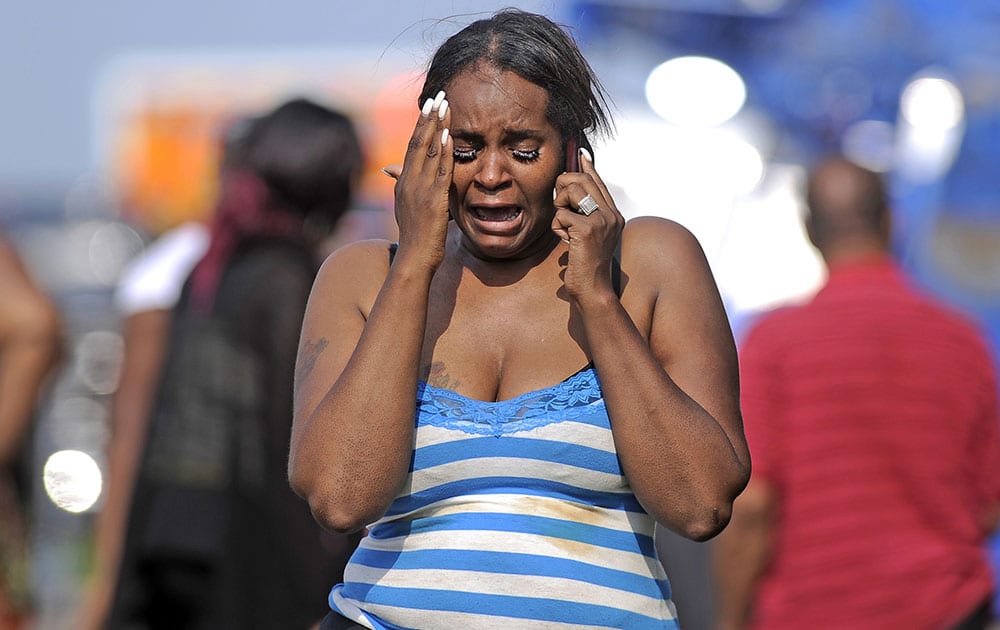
330, 367, 679, 629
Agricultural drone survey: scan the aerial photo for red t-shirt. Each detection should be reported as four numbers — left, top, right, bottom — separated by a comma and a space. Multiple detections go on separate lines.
739, 258, 1000, 630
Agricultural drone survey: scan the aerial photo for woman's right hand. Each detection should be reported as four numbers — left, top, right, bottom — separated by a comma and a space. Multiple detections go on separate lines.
382, 90, 454, 271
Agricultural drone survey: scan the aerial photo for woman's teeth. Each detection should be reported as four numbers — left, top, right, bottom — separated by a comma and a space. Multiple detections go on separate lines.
473, 207, 520, 221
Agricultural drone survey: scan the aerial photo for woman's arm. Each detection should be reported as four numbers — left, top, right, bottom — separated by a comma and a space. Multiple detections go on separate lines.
289, 94, 454, 533
288, 240, 433, 533
553, 153, 749, 540
587, 218, 748, 539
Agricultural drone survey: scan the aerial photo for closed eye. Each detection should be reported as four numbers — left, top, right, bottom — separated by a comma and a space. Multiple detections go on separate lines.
452, 147, 540, 163
453, 147, 477, 162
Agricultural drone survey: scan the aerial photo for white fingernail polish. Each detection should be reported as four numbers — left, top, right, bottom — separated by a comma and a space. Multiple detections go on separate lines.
433, 90, 446, 109
579, 147, 593, 163
438, 100, 448, 120
422, 98, 433, 117
441, 128, 449, 145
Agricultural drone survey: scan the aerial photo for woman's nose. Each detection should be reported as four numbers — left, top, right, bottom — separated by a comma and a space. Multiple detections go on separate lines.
474, 150, 510, 190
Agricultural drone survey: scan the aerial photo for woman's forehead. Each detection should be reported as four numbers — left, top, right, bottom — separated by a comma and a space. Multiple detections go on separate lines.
445, 65, 552, 131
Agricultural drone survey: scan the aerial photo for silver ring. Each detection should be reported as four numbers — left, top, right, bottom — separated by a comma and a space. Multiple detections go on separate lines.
577, 194, 599, 216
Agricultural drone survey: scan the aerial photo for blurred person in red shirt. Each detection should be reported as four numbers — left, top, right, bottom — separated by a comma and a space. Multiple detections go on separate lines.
0, 236, 62, 630
713, 156, 1000, 630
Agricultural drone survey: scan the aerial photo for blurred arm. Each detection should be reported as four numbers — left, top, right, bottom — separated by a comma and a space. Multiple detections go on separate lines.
711, 478, 776, 630
973, 345, 1000, 536
709, 312, 785, 630
0, 239, 62, 465
79, 307, 172, 630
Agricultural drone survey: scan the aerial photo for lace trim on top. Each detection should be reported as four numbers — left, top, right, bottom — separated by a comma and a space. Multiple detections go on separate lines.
416, 367, 604, 437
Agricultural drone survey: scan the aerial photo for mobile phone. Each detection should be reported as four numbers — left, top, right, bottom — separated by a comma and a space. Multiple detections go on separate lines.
565, 135, 579, 173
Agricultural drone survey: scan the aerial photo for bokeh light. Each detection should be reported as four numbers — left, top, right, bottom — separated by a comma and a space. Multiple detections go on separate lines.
900, 76, 965, 131
89, 221, 145, 286
714, 165, 825, 314
645, 56, 747, 128
598, 116, 764, 221
75, 330, 124, 396
895, 71, 966, 183
43, 450, 104, 513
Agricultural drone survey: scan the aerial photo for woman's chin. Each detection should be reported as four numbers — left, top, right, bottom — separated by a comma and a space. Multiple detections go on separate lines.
459, 226, 557, 262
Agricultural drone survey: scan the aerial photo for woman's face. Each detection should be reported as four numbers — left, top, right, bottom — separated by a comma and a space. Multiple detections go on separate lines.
444, 63, 565, 261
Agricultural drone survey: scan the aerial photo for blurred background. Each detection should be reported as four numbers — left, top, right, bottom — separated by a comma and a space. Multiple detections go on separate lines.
2, 0, 998, 627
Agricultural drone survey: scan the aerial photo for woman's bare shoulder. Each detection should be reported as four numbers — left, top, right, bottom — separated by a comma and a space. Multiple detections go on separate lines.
309, 238, 397, 308
317, 238, 396, 279
621, 216, 707, 275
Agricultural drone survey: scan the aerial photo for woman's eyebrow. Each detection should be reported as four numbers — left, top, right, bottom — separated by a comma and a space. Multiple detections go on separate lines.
502, 129, 544, 142
449, 129, 483, 141
450, 129, 544, 143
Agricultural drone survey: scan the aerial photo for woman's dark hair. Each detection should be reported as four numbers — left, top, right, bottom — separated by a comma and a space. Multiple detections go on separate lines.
419, 9, 612, 151
236, 98, 364, 225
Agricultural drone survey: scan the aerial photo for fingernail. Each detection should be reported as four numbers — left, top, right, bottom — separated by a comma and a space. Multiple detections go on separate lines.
421, 98, 433, 117
579, 147, 593, 163
433, 90, 446, 110
441, 128, 450, 145
438, 100, 448, 120
380, 166, 392, 177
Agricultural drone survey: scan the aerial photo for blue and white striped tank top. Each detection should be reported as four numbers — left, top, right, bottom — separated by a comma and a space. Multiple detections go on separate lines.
329, 366, 679, 629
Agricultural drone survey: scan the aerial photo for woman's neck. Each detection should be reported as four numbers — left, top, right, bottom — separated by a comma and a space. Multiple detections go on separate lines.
455, 229, 563, 285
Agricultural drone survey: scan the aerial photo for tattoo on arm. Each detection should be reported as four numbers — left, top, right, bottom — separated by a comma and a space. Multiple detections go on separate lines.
295, 337, 329, 390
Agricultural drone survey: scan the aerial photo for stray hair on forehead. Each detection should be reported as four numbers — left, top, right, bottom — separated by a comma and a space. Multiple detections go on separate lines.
418, 9, 613, 148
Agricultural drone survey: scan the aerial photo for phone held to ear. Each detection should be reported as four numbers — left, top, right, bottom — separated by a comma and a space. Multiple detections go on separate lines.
565, 135, 579, 173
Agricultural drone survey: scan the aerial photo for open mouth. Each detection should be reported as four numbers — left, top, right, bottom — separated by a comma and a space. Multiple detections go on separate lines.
471, 206, 521, 222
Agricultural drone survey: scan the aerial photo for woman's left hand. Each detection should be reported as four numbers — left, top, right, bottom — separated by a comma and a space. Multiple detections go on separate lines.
551, 148, 625, 303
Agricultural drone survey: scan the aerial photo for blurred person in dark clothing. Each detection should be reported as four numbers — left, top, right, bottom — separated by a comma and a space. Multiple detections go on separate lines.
713, 156, 1000, 630
88, 98, 365, 630
0, 236, 62, 629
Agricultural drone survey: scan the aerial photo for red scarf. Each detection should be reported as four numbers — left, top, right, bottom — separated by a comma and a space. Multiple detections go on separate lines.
189, 169, 304, 315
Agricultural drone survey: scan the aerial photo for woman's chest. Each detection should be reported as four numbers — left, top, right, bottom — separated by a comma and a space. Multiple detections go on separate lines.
420, 273, 652, 401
